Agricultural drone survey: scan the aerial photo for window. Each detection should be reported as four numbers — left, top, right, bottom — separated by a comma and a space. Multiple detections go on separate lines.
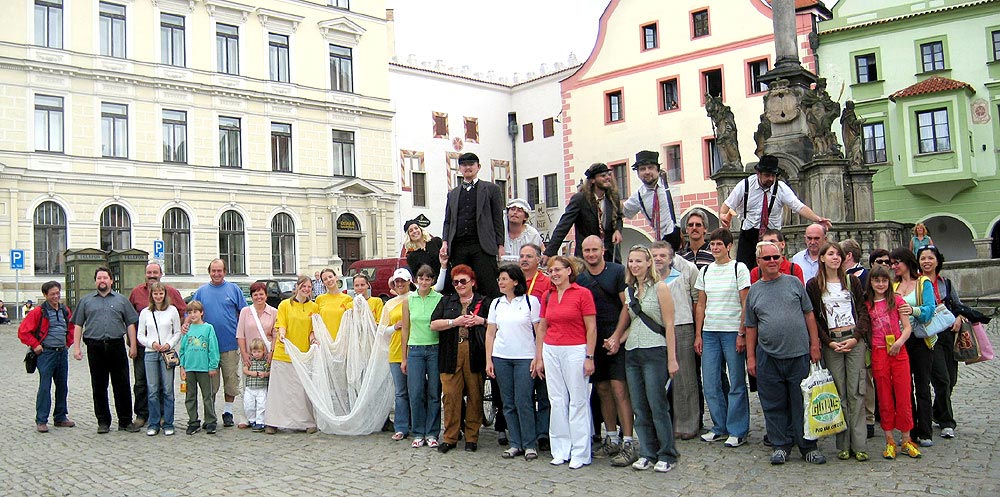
920, 41, 945, 72
862, 122, 886, 164
526, 177, 540, 208
99, 2, 126, 58
271, 123, 292, 172
703, 69, 723, 99
101, 103, 128, 158
542, 118, 555, 138
35, 95, 63, 153
269, 33, 289, 82
219, 117, 241, 167
642, 23, 657, 50
100, 204, 131, 252
332, 130, 355, 176
33, 201, 66, 274
606, 90, 623, 123
543, 174, 558, 209
271, 213, 296, 276
432, 112, 448, 138
405, 151, 426, 207
162, 110, 187, 163
659, 78, 678, 111
522, 123, 534, 142
993, 30, 1000, 61
160, 13, 185, 67
216, 23, 239, 75
493, 161, 510, 201
706, 138, 722, 175
219, 210, 245, 275
34, 0, 63, 49
464, 117, 479, 143
162, 208, 191, 275
748, 59, 769, 94
692, 9, 709, 38
329, 44, 353, 92
329, 0, 349, 8
855, 53, 877, 83
917, 109, 950, 153
665, 145, 682, 183
611, 162, 629, 198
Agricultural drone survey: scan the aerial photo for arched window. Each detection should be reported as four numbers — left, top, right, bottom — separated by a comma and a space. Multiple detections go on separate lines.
100, 204, 131, 252
219, 210, 245, 275
33, 201, 67, 274
162, 208, 191, 275
271, 213, 295, 275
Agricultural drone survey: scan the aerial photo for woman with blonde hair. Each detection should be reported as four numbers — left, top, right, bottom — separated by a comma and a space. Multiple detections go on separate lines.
909, 223, 933, 257
402, 218, 443, 278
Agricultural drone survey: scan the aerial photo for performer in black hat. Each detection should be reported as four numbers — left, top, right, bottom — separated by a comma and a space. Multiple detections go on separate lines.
622, 150, 682, 250
543, 162, 623, 263
720, 155, 831, 269
440, 152, 505, 297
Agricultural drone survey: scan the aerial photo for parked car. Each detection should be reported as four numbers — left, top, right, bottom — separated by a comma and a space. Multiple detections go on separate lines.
256, 278, 298, 308
348, 258, 407, 300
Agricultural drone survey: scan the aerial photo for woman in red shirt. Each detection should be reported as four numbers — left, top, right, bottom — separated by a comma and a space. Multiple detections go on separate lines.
534, 256, 596, 469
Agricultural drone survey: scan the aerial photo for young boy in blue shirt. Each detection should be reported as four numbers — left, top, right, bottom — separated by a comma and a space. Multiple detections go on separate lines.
179, 301, 220, 434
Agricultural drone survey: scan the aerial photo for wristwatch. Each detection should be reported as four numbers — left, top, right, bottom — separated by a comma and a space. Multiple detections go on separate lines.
448, 319, 453, 327
585, 354, 594, 359
737, 332, 746, 337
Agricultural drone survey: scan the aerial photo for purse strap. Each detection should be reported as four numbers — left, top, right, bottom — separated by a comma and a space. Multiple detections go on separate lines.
151, 309, 163, 348
250, 307, 272, 352
627, 285, 666, 336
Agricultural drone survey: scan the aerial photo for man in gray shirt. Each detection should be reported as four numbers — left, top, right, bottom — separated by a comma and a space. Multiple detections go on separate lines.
744, 242, 824, 466
72, 266, 139, 434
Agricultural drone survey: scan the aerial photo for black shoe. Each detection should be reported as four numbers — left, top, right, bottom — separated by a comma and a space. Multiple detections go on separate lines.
498, 435, 508, 446
867, 424, 875, 439
222, 413, 234, 427
464, 442, 478, 452
538, 437, 550, 451
186, 425, 202, 435
381, 417, 395, 432
121, 423, 140, 433
205, 423, 218, 434
763, 434, 773, 447
437, 442, 456, 454
97, 425, 110, 434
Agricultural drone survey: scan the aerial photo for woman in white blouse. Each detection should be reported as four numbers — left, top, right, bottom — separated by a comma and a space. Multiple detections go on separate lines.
136, 282, 182, 436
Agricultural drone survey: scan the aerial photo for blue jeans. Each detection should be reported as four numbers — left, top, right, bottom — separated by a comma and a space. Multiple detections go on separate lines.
144, 352, 175, 430
701, 331, 749, 438
389, 362, 410, 435
626, 347, 679, 463
36, 348, 69, 424
534, 377, 550, 440
493, 357, 537, 450
406, 345, 441, 438
756, 349, 816, 455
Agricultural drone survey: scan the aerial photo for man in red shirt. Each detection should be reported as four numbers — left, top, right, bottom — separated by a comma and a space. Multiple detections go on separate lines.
520, 244, 551, 300
750, 230, 804, 285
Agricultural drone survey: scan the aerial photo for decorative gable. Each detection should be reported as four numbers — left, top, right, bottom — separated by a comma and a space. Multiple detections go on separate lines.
318, 17, 366, 48
256, 8, 303, 35
205, 0, 254, 25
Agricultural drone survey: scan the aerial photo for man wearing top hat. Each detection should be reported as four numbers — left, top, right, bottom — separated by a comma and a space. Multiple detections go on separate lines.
720, 155, 831, 270
622, 150, 682, 250
543, 163, 623, 263
440, 152, 505, 297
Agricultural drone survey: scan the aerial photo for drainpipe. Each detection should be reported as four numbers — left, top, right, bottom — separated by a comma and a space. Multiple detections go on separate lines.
507, 112, 518, 197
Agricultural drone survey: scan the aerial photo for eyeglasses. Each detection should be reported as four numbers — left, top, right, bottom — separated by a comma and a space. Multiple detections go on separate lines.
873, 259, 890, 265
452, 279, 471, 286
758, 255, 781, 261
889, 261, 901, 266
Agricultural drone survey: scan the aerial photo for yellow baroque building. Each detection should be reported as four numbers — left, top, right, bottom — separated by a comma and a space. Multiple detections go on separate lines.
0, 0, 397, 297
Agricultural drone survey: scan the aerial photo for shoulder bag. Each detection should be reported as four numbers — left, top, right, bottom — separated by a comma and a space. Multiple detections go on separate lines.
152, 310, 180, 369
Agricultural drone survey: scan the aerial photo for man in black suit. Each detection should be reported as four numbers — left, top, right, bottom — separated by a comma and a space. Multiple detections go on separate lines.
441, 152, 505, 297
543, 163, 623, 263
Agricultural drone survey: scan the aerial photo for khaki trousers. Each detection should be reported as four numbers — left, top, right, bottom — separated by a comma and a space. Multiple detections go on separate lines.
440, 341, 483, 444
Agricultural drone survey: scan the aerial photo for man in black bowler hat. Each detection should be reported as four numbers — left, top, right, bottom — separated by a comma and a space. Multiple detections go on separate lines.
720, 154, 831, 269
543, 163, 623, 263
622, 150, 682, 250
440, 152, 505, 297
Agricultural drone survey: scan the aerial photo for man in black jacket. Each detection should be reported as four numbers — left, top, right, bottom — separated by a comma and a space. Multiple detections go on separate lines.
544, 163, 623, 263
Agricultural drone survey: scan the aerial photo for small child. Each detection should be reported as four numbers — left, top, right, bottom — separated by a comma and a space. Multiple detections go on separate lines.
864, 265, 920, 460
178, 301, 220, 435
242, 338, 270, 432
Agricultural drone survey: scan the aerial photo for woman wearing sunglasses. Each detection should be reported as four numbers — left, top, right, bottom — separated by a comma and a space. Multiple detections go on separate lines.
429, 264, 491, 454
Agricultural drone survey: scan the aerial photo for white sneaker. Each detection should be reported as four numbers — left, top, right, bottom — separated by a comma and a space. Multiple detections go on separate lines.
724, 436, 746, 447
549, 458, 567, 466
568, 459, 589, 470
701, 431, 727, 442
631, 457, 653, 470
940, 427, 955, 439
653, 461, 674, 473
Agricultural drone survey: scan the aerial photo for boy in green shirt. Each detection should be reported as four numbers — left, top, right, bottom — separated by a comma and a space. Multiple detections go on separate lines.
179, 301, 220, 435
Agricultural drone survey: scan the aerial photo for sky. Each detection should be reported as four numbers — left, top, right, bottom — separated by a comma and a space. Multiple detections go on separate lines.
386, 0, 610, 78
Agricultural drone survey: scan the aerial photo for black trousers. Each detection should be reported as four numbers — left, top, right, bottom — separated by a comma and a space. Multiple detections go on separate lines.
931, 329, 958, 429
906, 338, 934, 440
736, 229, 759, 271
449, 239, 499, 298
132, 344, 149, 421
84, 337, 134, 428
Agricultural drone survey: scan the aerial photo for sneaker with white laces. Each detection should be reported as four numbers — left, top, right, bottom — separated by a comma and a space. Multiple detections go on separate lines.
724, 436, 746, 447
701, 431, 727, 442
550, 458, 567, 466
593, 436, 621, 458
653, 461, 674, 473
631, 457, 653, 470
940, 427, 955, 439
610, 441, 639, 467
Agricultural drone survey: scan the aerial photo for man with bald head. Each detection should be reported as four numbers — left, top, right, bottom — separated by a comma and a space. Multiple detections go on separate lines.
127, 262, 187, 430
790, 224, 827, 283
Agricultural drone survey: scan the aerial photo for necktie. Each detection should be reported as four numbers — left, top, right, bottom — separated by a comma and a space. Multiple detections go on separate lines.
652, 185, 662, 240
596, 197, 605, 239
759, 190, 769, 237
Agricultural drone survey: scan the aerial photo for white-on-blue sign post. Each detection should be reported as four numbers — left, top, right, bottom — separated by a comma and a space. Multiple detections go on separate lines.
10, 249, 24, 319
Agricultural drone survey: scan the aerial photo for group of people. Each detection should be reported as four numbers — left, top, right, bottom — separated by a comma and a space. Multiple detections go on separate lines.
17, 151, 975, 475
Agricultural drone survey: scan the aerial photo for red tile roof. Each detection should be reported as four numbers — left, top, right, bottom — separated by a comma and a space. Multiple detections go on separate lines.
889, 76, 975, 101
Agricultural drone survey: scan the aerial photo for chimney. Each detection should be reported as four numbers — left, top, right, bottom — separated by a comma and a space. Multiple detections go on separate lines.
385, 9, 396, 60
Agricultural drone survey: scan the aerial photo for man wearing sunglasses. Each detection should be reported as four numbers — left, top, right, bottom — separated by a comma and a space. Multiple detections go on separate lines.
749, 230, 804, 284
678, 209, 714, 270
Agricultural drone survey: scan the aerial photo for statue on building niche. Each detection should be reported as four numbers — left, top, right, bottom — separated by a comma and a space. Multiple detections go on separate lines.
705, 94, 742, 170
840, 100, 865, 168
802, 78, 843, 158
753, 113, 772, 159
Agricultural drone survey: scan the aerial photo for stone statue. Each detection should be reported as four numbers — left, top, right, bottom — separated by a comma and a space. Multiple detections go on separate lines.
802, 78, 843, 158
841, 100, 864, 167
705, 94, 742, 170
753, 113, 772, 158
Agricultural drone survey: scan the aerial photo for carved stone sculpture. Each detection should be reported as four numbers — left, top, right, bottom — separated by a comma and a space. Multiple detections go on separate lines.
753, 113, 772, 159
841, 100, 864, 167
802, 78, 843, 158
705, 94, 743, 171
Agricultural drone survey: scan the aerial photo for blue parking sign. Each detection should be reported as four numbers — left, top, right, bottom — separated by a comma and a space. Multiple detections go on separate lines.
153, 240, 164, 259
10, 249, 24, 270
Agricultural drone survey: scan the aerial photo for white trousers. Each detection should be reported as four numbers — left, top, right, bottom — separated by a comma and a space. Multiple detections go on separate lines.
543, 343, 592, 464
243, 387, 267, 424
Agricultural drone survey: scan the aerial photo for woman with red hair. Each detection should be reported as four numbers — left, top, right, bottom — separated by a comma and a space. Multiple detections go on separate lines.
235, 281, 277, 429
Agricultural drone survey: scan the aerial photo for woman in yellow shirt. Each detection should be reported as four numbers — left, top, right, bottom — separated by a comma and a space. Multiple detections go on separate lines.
350, 274, 385, 323
315, 268, 353, 341
380, 268, 416, 441
264, 275, 319, 434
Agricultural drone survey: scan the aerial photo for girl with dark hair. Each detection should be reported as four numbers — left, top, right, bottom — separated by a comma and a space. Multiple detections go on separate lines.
889, 248, 935, 447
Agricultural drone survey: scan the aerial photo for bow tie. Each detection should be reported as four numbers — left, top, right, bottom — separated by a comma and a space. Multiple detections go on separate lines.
463, 182, 475, 190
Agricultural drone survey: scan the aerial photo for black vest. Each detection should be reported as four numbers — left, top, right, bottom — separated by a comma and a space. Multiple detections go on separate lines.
455, 182, 478, 241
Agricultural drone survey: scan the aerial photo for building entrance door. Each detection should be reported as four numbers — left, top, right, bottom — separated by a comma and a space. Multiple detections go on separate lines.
338, 237, 361, 272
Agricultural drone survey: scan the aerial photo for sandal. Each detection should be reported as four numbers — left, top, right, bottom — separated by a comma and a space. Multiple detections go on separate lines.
392, 432, 406, 441
502, 447, 524, 459
426, 437, 439, 448
855, 451, 869, 462
524, 448, 538, 461
411, 438, 425, 448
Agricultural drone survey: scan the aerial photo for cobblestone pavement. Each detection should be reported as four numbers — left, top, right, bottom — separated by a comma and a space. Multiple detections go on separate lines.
1, 324, 997, 497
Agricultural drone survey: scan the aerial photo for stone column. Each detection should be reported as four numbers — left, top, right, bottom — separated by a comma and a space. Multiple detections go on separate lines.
771, 0, 800, 70
973, 238, 993, 260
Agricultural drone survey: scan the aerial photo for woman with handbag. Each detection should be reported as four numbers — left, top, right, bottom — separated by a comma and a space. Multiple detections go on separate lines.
889, 248, 936, 447
236, 281, 277, 429
806, 242, 871, 461
136, 282, 182, 436
917, 246, 962, 439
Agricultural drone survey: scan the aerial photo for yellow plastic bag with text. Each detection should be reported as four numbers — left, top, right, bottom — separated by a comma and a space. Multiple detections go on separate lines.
801, 363, 846, 440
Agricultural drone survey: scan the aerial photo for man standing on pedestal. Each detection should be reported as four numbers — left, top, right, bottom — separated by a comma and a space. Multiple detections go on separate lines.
441, 152, 505, 298
544, 163, 623, 263
622, 150, 682, 250
790, 223, 827, 283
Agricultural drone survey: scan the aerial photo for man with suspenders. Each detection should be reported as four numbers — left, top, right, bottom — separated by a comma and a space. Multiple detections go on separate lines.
622, 150, 682, 250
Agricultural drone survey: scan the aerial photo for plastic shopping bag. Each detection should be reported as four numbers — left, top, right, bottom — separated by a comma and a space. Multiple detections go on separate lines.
953, 321, 981, 363
967, 322, 994, 364
800, 363, 846, 440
